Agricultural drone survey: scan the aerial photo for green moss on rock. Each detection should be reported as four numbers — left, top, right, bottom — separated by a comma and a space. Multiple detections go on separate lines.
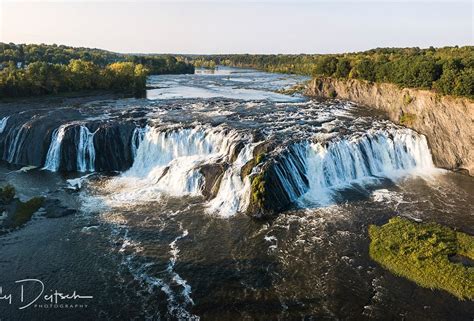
399, 113, 417, 126
369, 217, 474, 300
241, 153, 266, 179
250, 173, 266, 209
328, 89, 337, 98
255, 153, 266, 164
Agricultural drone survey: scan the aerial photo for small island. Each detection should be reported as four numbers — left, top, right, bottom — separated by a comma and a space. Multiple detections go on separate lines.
369, 217, 474, 300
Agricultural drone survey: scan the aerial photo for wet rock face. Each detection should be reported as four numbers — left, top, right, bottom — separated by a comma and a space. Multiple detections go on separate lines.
247, 144, 309, 218
59, 125, 81, 171
93, 122, 136, 172
200, 163, 228, 200
306, 77, 474, 175
264, 145, 309, 211
0, 113, 57, 167
0, 114, 138, 172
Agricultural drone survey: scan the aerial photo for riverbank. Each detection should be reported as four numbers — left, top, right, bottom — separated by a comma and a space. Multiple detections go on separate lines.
305, 78, 474, 175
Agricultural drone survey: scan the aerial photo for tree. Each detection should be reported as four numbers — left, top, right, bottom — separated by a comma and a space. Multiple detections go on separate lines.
314, 56, 338, 77
334, 58, 351, 78
353, 58, 376, 82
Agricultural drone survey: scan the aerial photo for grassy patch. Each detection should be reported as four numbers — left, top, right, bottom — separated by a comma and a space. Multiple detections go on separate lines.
12, 197, 44, 228
399, 113, 417, 126
250, 173, 266, 209
369, 217, 474, 300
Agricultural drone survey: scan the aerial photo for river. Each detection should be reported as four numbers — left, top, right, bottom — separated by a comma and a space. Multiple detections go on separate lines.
0, 67, 472, 320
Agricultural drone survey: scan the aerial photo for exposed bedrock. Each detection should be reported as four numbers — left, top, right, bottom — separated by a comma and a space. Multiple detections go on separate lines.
0, 115, 137, 172
305, 77, 474, 175
0, 107, 441, 218
245, 143, 309, 218
199, 163, 228, 200
0, 113, 59, 167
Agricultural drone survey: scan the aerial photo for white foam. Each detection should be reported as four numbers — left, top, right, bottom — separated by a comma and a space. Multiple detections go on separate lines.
300, 129, 437, 205
0, 116, 9, 133
44, 124, 69, 171
76, 125, 96, 172
98, 126, 242, 206
207, 143, 256, 217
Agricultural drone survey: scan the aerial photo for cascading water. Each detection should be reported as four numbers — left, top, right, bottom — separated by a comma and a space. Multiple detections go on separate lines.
300, 128, 435, 205
131, 126, 147, 159
6, 125, 28, 164
44, 124, 69, 171
207, 143, 255, 217
99, 126, 244, 205
76, 125, 96, 172
3, 67, 468, 321
0, 116, 9, 133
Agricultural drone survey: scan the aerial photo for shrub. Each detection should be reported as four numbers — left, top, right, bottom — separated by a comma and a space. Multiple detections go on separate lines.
399, 113, 416, 126
369, 217, 474, 300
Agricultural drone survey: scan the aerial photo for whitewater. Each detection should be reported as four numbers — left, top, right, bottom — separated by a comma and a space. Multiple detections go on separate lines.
0, 67, 471, 321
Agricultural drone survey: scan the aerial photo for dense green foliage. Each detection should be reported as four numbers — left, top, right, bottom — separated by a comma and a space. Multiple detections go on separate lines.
130, 55, 194, 74
190, 47, 474, 98
369, 217, 474, 300
0, 43, 194, 98
192, 59, 217, 70
0, 60, 148, 97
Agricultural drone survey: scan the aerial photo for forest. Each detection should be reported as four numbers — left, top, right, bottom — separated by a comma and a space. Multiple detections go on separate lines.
2, 44, 472, 99
190, 46, 474, 98
0, 43, 194, 97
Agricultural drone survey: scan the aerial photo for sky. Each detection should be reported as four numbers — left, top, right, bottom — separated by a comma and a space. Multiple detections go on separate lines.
0, 0, 472, 54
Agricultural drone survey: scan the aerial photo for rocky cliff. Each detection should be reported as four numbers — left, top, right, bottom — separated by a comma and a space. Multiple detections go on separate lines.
305, 78, 474, 175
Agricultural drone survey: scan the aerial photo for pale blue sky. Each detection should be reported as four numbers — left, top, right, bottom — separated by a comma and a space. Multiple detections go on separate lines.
1, 1, 472, 54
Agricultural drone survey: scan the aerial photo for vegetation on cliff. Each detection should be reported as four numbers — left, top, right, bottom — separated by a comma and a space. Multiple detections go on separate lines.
190, 46, 474, 98
369, 217, 474, 300
0, 43, 194, 97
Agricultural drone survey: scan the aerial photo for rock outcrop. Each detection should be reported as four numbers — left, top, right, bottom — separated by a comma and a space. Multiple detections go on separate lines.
306, 78, 474, 175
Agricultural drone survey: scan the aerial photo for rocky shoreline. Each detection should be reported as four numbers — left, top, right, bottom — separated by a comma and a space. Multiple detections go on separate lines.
305, 78, 474, 175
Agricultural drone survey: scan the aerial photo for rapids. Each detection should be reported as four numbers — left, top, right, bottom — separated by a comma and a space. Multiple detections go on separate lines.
0, 67, 472, 321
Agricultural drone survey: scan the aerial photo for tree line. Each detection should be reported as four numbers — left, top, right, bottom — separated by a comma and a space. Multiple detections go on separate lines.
189, 47, 474, 98
0, 43, 194, 98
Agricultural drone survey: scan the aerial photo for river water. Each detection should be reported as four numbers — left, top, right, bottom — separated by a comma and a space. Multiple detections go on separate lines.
0, 67, 472, 320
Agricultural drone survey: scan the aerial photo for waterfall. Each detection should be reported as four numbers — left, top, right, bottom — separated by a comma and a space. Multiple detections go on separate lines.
0, 116, 9, 133
102, 126, 241, 204
300, 129, 435, 204
270, 143, 309, 203
6, 125, 28, 164
126, 126, 235, 178
44, 124, 69, 171
76, 125, 96, 172
131, 127, 147, 159
207, 143, 255, 217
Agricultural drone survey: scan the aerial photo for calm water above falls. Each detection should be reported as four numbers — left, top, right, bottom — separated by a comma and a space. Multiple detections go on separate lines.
0, 67, 472, 320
